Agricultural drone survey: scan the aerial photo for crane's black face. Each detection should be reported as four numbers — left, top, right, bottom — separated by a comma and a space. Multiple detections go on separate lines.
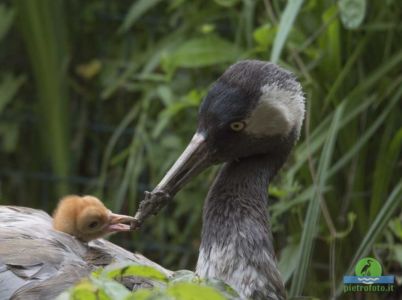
197, 80, 270, 163
154, 60, 305, 197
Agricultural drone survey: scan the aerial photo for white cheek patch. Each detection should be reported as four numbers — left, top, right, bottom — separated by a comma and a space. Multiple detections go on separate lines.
245, 84, 305, 138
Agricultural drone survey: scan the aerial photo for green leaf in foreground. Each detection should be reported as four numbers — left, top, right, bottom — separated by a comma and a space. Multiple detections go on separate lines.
57, 279, 111, 300
167, 282, 226, 300
107, 264, 168, 282
126, 288, 164, 300
91, 276, 130, 299
204, 278, 239, 299
170, 270, 200, 284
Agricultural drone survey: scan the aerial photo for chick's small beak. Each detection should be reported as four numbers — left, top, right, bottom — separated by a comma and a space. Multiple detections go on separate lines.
107, 212, 136, 232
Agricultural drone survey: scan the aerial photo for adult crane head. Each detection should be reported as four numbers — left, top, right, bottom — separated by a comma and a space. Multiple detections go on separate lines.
156, 60, 304, 195
133, 60, 305, 225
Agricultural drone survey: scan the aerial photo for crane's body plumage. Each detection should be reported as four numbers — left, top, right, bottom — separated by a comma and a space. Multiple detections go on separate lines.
0, 60, 305, 300
0, 206, 172, 300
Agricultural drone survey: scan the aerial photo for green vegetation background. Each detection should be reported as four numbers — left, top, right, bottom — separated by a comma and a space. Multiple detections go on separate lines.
0, 0, 401, 299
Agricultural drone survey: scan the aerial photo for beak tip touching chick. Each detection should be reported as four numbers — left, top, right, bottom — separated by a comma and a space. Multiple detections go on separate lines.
52, 195, 135, 242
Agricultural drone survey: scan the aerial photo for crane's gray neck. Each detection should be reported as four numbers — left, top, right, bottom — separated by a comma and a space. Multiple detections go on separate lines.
196, 154, 286, 300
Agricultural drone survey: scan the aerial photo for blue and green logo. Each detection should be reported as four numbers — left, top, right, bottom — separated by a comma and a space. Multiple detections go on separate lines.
343, 257, 394, 293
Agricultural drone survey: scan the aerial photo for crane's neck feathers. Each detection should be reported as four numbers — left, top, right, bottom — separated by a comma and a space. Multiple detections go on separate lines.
196, 148, 291, 300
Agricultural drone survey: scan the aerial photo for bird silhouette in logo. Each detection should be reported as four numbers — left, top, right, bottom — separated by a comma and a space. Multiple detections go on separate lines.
360, 259, 372, 276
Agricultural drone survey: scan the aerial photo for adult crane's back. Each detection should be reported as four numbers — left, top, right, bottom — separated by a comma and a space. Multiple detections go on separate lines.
0, 206, 172, 300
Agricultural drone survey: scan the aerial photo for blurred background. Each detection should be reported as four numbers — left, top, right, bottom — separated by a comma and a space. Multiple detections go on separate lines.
0, 0, 401, 299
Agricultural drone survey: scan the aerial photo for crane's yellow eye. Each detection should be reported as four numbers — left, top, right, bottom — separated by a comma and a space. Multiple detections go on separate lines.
230, 121, 246, 131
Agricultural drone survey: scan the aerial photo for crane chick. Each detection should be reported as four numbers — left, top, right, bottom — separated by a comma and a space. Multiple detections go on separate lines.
53, 195, 135, 242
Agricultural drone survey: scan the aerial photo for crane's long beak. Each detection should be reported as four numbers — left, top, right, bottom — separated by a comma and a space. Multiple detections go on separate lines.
132, 132, 211, 228
154, 132, 210, 197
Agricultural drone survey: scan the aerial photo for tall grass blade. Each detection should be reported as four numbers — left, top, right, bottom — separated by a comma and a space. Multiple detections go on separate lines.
15, 0, 70, 196
328, 84, 402, 177
288, 49, 402, 178
270, 0, 304, 63
290, 103, 344, 296
369, 126, 402, 221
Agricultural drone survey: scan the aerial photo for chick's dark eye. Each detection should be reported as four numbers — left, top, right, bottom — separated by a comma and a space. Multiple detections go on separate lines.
88, 221, 99, 229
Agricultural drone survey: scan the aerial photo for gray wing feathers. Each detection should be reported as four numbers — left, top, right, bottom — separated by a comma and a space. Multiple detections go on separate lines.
0, 206, 172, 299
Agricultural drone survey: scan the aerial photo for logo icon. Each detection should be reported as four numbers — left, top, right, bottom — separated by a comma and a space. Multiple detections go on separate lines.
355, 257, 382, 277
343, 257, 395, 293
